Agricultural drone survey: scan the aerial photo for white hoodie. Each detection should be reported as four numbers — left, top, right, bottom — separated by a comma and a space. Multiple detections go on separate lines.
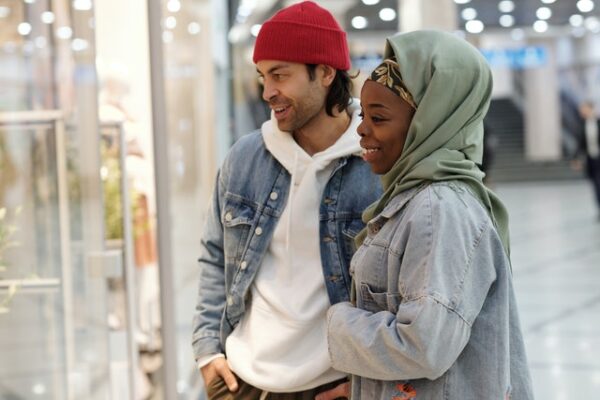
225, 105, 362, 392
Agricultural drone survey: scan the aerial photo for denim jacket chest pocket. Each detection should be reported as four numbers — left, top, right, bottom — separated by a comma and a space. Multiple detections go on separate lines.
221, 195, 257, 266
352, 237, 403, 314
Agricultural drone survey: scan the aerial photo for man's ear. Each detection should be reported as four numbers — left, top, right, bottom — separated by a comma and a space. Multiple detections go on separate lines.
318, 64, 336, 88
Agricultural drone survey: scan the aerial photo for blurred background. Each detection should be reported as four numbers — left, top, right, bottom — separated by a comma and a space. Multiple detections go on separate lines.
0, 0, 599, 399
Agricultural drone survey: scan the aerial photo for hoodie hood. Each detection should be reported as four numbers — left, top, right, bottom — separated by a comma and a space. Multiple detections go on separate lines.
262, 101, 362, 178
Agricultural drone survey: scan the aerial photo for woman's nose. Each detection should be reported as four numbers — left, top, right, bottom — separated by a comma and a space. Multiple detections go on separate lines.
357, 119, 368, 137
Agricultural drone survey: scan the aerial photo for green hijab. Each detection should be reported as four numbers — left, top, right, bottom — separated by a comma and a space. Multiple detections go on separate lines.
357, 30, 510, 257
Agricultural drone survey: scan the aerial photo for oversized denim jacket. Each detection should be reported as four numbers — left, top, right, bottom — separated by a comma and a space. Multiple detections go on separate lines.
191, 131, 382, 360
327, 181, 534, 399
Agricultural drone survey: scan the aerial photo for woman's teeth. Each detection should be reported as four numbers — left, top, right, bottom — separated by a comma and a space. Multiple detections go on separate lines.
362, 148, 380, 154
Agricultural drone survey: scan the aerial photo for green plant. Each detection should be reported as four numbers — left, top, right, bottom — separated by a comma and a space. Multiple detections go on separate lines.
0, 206, 21, 271
0, 206, 22, 314
101, 137, 145, 241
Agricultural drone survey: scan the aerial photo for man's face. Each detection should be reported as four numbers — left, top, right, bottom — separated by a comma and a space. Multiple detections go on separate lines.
256, 60, 327, 133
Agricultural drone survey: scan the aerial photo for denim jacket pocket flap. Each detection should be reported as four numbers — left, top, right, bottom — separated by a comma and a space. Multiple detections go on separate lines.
221, 198, 256, 227
360, 283, 402, 314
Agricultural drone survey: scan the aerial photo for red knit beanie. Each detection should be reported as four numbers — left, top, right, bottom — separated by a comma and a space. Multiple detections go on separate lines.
253, 1, 350, 71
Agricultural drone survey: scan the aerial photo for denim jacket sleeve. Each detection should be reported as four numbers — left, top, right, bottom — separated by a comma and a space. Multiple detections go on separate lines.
327, 186, 499, 380
191, 169, 226, 360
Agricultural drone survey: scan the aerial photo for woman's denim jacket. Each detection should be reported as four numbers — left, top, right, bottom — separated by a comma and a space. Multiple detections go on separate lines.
191, 131, 382, 360
327, 182, 534, 399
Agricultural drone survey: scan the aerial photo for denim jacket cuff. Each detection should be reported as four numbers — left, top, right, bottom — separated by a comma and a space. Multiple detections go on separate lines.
192, 334, 223, 360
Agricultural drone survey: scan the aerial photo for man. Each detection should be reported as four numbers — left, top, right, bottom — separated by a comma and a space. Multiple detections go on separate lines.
577, 101, 600, 218
191, 1, 382, 399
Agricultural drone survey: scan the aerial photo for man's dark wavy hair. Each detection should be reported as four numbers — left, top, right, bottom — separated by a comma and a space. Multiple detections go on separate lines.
306, 64, 355, 117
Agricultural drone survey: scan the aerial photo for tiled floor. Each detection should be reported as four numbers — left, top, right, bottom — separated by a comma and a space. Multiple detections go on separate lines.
496, 180, 600, 400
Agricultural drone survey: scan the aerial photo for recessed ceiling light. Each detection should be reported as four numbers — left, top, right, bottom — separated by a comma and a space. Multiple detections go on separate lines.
167, 0, 181, 13
71, 38, 89, 52
250, 24, 261, 37
379, 8, 396, 21
461, 8, 477, 21
584, 16, 600, 32
352, 16, 368, 29
56, 26, 73, 39
498, 0, 515, 13
361, 0, 380, 5
17, 22, 32, 36
577, 0, 595, 13
32, 383, 46, 395
499, 14, 515, 27
162, 30, 174, 43
41, 11, 55, 24
570, 14, 584, 26
536, 7, 552, 20
454, 0, 472, 4
188, 22, 201, 35
465, 19, 484, 33
541, 0, 556, 3
0, 6, 10, 18
73, 0, 92, 11
165, 16, 177, 29
533, 20, 548, 33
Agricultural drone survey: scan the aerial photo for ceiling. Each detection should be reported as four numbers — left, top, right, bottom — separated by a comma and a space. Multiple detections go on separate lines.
453, 0, 600, 30
229, 0, 600, 36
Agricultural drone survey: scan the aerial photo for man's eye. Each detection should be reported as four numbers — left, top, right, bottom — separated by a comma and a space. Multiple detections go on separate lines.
371, 116, 384, 123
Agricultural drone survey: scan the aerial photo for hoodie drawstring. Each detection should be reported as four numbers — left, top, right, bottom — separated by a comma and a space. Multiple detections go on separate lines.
286, 150, 299, 261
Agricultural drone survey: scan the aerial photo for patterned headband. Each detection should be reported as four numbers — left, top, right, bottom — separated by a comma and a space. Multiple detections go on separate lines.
368, 58, 417, 110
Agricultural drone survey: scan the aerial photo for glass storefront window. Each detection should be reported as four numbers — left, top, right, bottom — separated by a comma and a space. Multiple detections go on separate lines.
0, 1, 121, 399
146, 0, 232, 397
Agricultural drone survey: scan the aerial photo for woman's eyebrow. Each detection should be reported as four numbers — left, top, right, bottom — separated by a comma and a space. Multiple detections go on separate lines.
366, 103, 390, 110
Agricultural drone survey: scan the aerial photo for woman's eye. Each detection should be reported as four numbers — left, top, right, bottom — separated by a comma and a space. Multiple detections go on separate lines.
358, 112, 364, 119
371, 116, 384, 123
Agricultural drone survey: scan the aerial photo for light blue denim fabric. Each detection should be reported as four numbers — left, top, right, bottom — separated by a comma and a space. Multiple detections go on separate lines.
327, 181, 534, 399
191, 131, 382, 360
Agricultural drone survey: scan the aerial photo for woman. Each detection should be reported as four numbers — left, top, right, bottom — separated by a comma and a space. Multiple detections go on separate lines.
325, 31, 534, 399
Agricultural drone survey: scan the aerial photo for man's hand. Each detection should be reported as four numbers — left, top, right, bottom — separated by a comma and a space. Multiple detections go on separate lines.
314, 381, 350, 400
200, 358, 239, 392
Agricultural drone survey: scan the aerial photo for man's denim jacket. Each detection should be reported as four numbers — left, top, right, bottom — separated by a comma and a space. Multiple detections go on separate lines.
191, 131, 382, 359
327, 182, 534, 399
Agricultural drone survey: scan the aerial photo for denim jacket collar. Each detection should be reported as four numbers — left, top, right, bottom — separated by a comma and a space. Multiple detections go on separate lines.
366, 183, 428, 237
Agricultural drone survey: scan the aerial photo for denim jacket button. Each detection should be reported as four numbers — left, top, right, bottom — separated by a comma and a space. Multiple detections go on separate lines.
227, 296, 234, 306
240, 261, 248, 270
255, 227, 263, 236
270, 192, 278, 200
225, 212, 233, 222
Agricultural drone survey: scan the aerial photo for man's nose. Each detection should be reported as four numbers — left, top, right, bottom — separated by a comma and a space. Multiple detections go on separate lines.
262, 82, 278, 102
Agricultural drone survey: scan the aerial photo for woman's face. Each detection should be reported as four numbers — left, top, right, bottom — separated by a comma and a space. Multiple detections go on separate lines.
358, 80, 416, 174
